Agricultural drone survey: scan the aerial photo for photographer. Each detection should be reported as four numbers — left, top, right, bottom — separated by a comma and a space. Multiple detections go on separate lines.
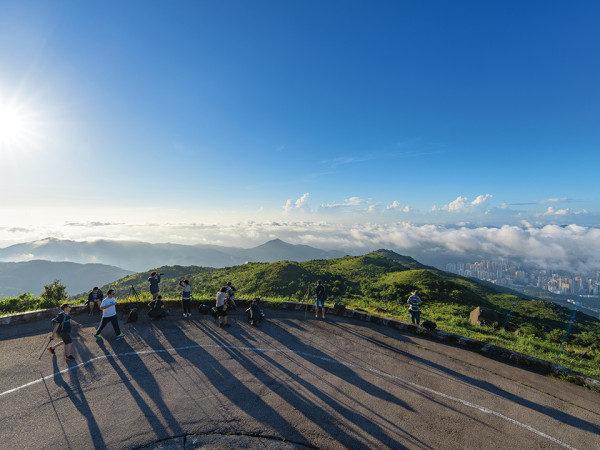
148, 295, 168, 320
179, 279, 192, 317
216, 287, 231, 328
148, 271, 162, 300
407, 291, 422, 325
226, 282, 237, 301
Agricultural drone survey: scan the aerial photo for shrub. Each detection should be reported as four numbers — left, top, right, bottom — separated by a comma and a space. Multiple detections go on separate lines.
516, 323, 540, 338
572, 331, 600, 349
40, 280, 67, 304
547, 329, 567, 345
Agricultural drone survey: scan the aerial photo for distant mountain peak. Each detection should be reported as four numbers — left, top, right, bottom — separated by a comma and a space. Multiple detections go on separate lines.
370, 249, 418, 263
259, 238, 289, 246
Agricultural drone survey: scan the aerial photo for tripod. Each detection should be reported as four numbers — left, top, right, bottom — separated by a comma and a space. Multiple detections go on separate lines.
127, 285, 142, 311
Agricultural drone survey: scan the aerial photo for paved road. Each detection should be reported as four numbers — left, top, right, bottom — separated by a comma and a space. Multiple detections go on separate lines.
0, 308, 599, 449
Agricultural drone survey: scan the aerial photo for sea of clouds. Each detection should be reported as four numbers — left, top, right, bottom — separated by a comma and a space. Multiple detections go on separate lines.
1, 221, 599, 274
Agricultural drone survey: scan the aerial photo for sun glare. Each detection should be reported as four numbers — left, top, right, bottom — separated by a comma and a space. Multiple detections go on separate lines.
0, 96, 46, 154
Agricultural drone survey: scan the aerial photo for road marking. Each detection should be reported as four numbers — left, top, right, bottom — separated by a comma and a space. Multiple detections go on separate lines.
1, 344, 578, 449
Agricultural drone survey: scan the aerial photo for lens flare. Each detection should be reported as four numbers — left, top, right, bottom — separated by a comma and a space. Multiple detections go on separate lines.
0, 92, 49, 158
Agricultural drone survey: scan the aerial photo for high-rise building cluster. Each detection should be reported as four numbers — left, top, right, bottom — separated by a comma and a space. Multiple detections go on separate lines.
444, 260, 600, 296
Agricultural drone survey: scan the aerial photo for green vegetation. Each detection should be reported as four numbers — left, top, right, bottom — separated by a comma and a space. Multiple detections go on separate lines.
41, 279, 68, 304
0, 280, 69, 314
2, 251, 600, 380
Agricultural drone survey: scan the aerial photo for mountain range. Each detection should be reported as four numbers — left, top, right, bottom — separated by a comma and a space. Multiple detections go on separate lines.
0, 238, 345, 297
0, 260, 133, 298
0, 237, 346, 272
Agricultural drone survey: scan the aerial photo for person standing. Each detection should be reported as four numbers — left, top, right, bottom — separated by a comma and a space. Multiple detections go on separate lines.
87, 286, 104, 315
94, 289, 125, 340
315, 280, 326, 319
148, 272, 162, 300
47, 303, 83, 361
407, 291, 422, 325
179, 279, 192, 317
216, 286, 231, 328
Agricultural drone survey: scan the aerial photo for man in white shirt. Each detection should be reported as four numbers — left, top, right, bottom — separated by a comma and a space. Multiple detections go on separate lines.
94, 289, 125, 340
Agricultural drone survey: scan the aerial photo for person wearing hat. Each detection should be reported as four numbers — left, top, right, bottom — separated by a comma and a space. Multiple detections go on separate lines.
407, 291, 422, 325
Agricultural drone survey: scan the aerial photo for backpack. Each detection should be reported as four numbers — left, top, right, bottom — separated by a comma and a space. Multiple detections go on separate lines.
422, 320, 437, 331
198, 304, 211, 315
51, 312, 66, 332
127, 308, 138, 323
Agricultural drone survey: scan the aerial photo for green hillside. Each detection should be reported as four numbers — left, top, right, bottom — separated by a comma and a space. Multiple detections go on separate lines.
91, 249, 599, 336
66, 249, 600, 380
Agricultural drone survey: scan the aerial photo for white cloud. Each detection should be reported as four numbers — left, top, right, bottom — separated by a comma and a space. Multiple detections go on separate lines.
472, 194, 492, 206
386, 201, 413, 213
444, 194, 492, 212
543, 206, 570, 216
284, 193, 310, 213
540, 198, 569, 204
446, 196, 469, 212
321, 196, 367, 209
2, 219, 600, 273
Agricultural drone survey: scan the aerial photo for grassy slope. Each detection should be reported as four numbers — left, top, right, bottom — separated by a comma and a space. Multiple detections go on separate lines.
4, 249, 599, 379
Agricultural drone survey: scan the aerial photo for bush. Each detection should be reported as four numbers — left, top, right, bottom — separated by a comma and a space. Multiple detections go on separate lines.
516, 323, 541, 338
40, 280, 67, 304
547, 329, 567, 345
572, 331, 600, 349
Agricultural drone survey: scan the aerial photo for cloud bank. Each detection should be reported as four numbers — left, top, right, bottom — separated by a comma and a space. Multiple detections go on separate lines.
1, 221, 599, 273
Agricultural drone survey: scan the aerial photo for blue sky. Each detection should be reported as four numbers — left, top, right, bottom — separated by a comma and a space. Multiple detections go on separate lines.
1, 1, 599, 265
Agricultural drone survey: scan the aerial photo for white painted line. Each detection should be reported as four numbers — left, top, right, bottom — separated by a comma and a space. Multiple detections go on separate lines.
1, 344, 577, 449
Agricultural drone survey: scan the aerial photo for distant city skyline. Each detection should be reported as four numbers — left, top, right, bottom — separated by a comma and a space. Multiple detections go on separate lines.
1, 2, 599, 270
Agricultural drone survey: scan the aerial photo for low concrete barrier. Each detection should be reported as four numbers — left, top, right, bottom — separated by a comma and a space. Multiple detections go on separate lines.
2, 300, 599, 390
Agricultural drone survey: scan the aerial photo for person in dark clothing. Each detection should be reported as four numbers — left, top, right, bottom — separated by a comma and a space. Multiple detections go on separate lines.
148, 272, 162, 299
246, 298, 262, 326
226, 282, 237, 301
179, 279, 192, 317
315, 280, 326, 319
407, 291, 422, 325
148, 295, 168, 320
87, 287, 104, 315
47, 303, 83, 361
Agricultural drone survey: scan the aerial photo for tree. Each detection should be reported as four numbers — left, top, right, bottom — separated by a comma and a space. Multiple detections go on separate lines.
41, 279, 68, 303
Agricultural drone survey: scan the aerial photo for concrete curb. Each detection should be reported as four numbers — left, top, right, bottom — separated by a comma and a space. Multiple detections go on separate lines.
2, 300, 599, 390
277, 301, 600, 390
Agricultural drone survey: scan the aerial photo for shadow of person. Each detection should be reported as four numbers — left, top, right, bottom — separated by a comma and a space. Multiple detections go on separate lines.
232, 319, 427, 449
48, 356, 107, 449
328, 320, 600, 435
156, 319, 317, 446
95, 338, 184, 440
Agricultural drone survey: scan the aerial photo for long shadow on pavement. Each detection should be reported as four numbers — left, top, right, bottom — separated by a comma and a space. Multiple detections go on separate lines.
49, 356, 107, 450
95, 338, 184, 440
256, 319, 430, 449
328, 320, 600, 435
154, 318, 317, 446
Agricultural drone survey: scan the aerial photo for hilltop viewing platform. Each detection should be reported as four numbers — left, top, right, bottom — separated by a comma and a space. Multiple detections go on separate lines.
1, 303, 599, 449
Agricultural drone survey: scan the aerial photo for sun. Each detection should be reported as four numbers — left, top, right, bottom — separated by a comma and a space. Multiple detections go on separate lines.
0, 96, 45, 153
0, 103, 32, 149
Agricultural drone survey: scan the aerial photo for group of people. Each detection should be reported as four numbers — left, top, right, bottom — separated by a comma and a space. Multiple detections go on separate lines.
47, 273, 423, 362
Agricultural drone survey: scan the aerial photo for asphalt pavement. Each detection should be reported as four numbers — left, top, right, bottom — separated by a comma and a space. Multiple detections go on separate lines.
0, 307, 599, 449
